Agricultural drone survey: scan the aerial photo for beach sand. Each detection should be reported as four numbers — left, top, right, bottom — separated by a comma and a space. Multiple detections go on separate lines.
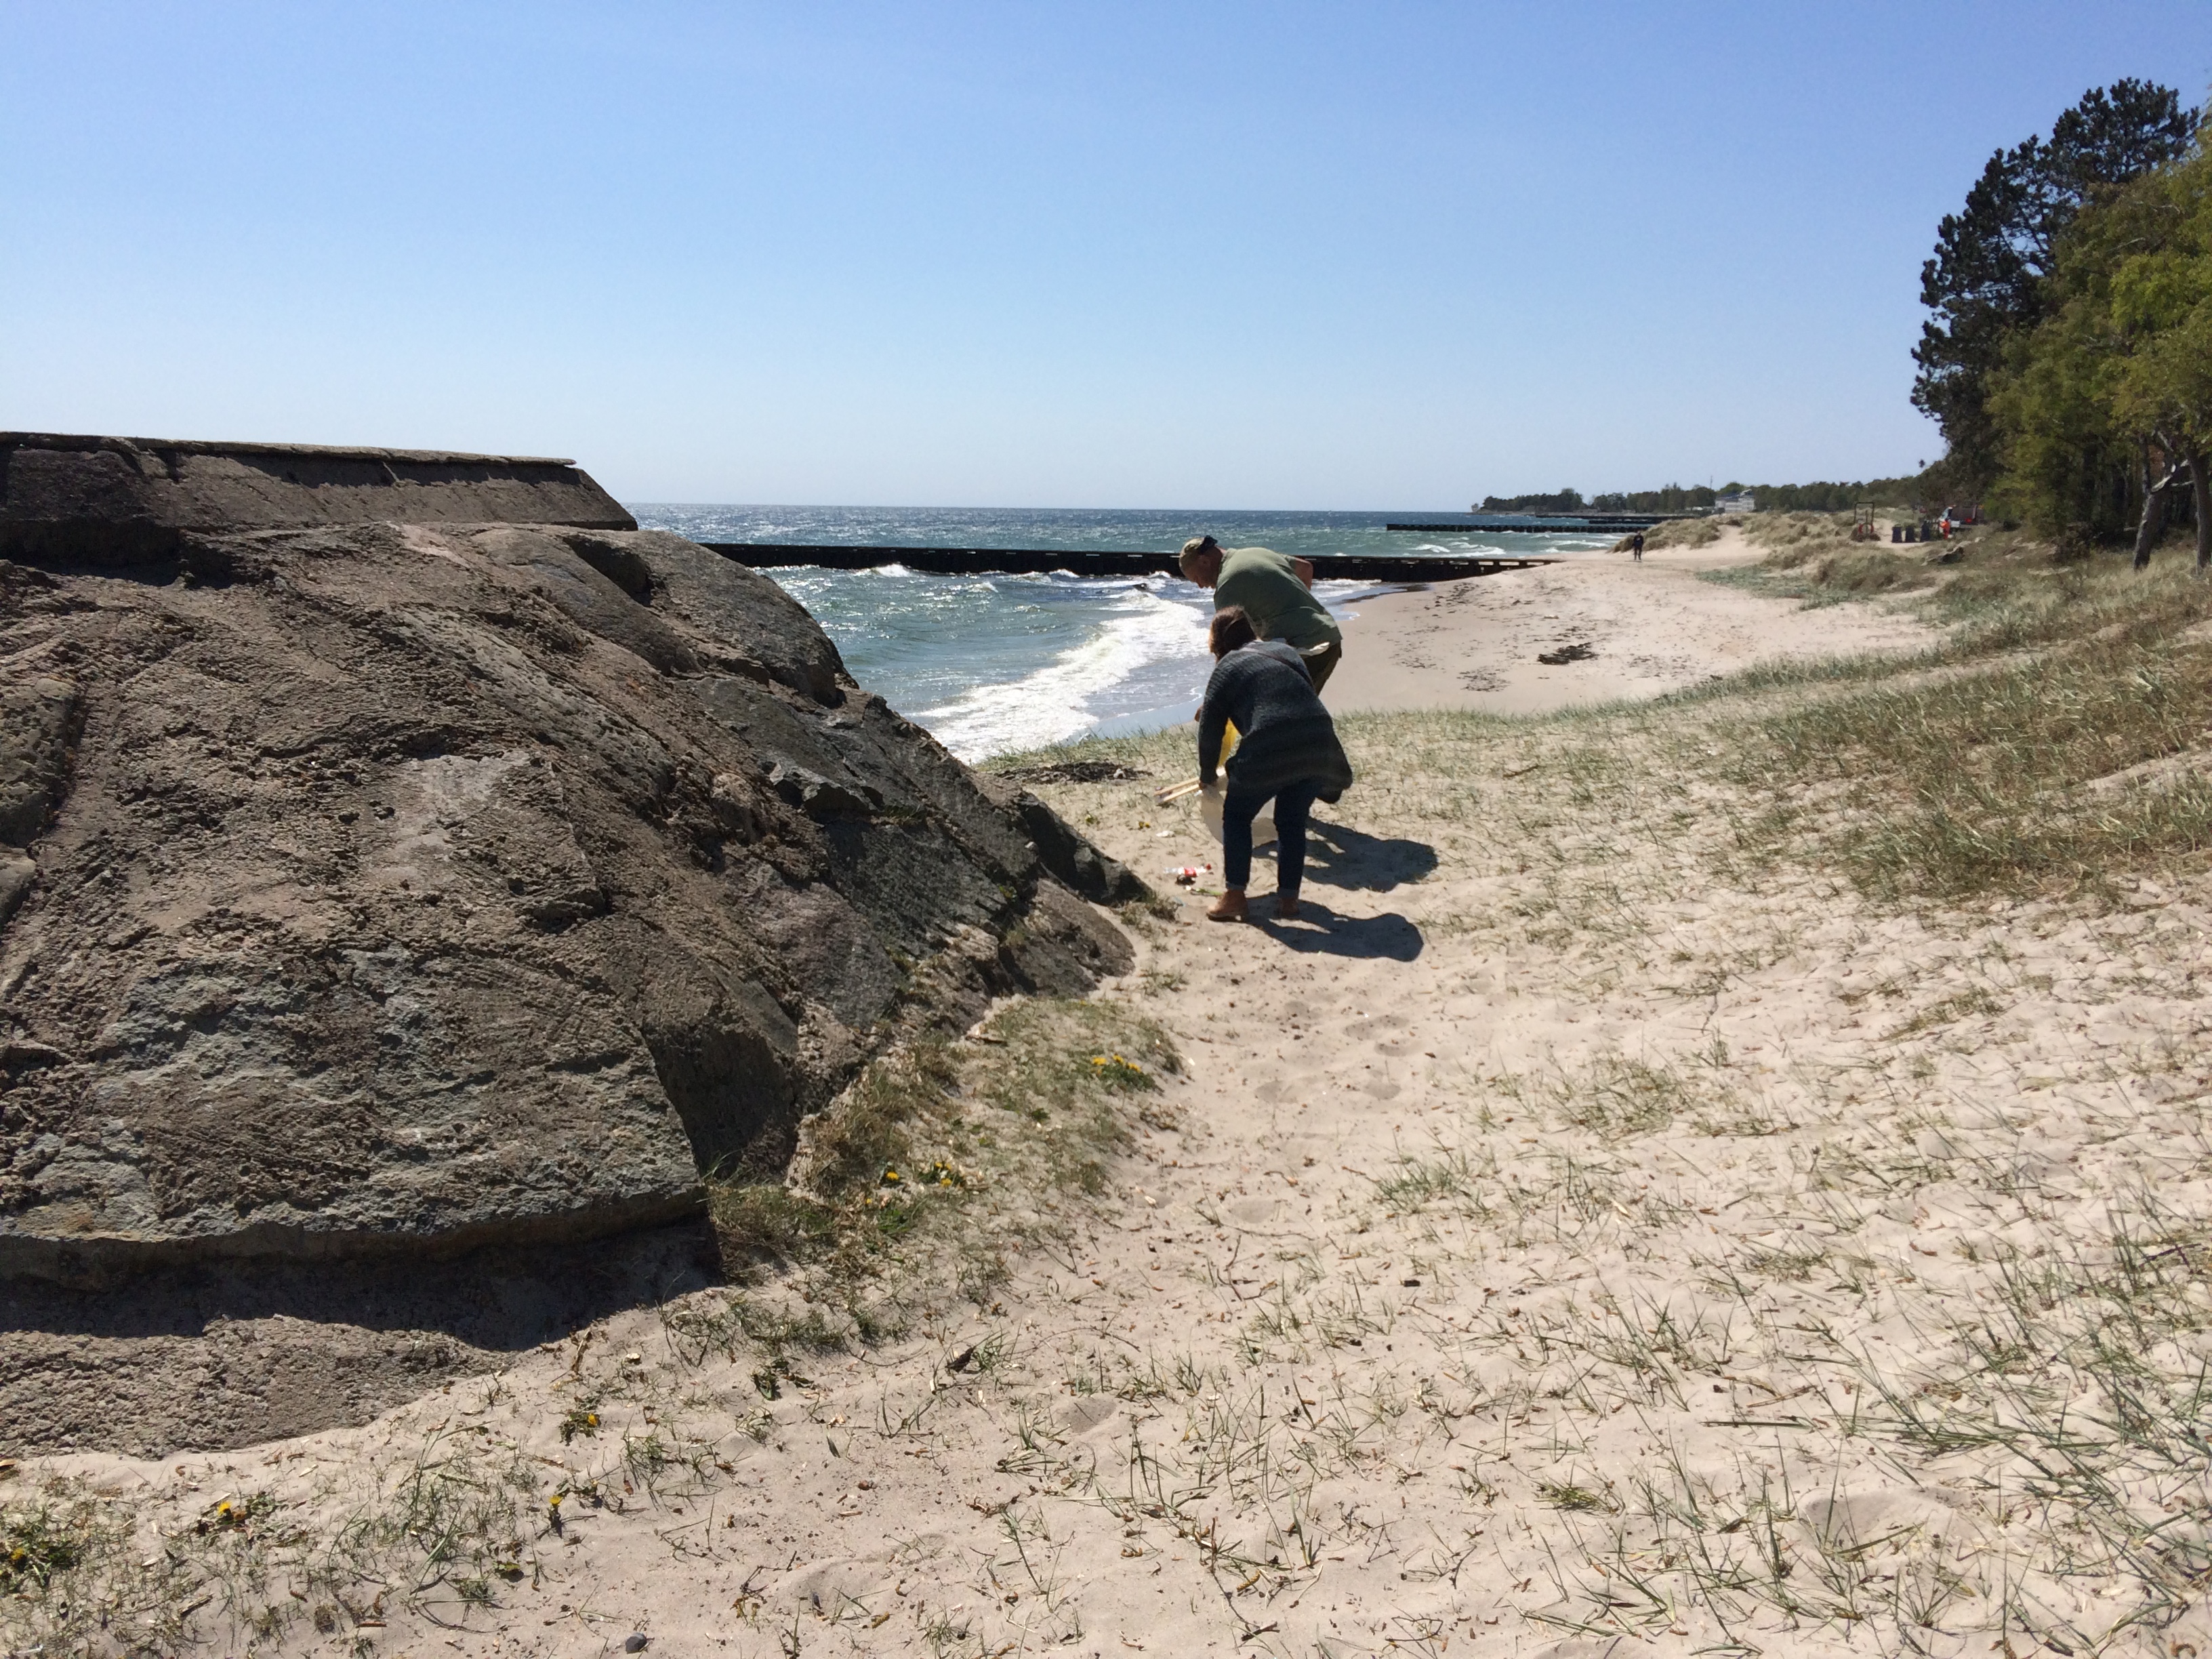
22, 549, 2208, 1659
1326, 525, 1931, 714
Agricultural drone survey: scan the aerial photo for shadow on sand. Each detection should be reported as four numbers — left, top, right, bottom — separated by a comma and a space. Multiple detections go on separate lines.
0, 1221, 722, 1458
1294, 819, 1439, 893
1249, 899, 1423, 961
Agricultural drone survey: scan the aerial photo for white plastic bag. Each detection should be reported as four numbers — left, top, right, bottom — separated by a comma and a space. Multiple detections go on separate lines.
1198, 785, 1277, 850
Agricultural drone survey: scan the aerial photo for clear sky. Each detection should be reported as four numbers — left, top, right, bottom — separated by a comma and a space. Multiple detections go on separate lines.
4, 3, 2207, 508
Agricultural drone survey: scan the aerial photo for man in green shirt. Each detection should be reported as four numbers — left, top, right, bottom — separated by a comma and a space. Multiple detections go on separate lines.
1177, 536, 1345, 692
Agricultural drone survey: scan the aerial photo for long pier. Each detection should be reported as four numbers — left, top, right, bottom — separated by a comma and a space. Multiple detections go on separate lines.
701, 544, 1566, 581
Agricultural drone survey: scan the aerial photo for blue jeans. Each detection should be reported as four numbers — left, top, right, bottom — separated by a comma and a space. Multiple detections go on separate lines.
1223, 779, 1324, 897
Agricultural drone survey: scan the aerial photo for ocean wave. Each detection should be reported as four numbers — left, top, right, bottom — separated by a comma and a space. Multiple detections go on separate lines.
914, 590, 1206, 761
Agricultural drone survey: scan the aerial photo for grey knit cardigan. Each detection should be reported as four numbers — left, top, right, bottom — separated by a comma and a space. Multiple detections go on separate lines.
1197, 641, 1354, 800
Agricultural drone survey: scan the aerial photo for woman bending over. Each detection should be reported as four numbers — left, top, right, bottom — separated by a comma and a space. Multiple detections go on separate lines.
1197, 606, 1354, 923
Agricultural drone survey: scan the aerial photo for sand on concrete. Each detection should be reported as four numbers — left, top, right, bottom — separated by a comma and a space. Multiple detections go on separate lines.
16, 553, 2207, 1659
1326, 525, 1932, 714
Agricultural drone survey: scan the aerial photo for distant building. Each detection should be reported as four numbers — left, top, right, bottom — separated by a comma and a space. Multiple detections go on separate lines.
1716, 491, 1757, 514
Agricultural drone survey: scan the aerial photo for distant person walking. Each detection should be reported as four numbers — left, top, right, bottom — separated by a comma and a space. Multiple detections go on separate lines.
1631, 531, 1645, 562
1197, 607, 1353, 924
1178, 535, 1345, 692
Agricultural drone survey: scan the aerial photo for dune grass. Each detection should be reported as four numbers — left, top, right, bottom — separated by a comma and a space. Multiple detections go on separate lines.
1695, 510, 1935, 607
1639, 513, 1735, 550
1738, 632, 2212, 903
1715, 542, 2212, 905
1006, 525, 2212, 922
703, 997, 1182, 1342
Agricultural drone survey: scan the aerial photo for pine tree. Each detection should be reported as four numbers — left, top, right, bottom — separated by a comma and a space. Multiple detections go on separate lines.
1912, 81, 2196, 495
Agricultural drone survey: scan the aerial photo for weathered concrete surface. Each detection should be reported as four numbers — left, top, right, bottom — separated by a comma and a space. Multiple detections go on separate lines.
0, 523, 1131, 1286
0, 664, 80, 930
0, 433, 636, 565
975, 775, 1151, 907
0, 1222, 716, 1456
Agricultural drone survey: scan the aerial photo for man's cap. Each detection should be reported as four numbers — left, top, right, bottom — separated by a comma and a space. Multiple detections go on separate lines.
1177, 535, 1221, 577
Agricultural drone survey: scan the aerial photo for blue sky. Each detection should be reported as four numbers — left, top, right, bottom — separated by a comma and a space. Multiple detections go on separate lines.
4, 3, 2208, 508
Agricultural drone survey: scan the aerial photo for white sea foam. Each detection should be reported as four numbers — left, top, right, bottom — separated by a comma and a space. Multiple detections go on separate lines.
914, 589, 1208, 761
628, 509, 1607, 764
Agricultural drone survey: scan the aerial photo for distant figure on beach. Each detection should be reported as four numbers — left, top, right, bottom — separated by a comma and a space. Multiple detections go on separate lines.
1631, 531, 1645, 562
1197, 606, 1353, 924
1179, 535, 1345, 692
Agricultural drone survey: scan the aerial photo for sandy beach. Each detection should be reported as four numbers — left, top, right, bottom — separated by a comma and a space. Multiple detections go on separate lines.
1326, 527, 1932, 714
20, 544, 2209, 1659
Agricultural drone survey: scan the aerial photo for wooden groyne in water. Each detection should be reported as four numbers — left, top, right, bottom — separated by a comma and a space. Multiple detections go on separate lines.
701, 544, 1566, 581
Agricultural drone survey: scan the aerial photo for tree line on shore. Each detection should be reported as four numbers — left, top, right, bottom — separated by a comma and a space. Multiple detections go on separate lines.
1477, 480, 1927, 516
1914, 79, 2209, 565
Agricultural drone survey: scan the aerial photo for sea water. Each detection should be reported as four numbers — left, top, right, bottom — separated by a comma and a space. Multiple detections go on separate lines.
631, 506, 1608, 761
